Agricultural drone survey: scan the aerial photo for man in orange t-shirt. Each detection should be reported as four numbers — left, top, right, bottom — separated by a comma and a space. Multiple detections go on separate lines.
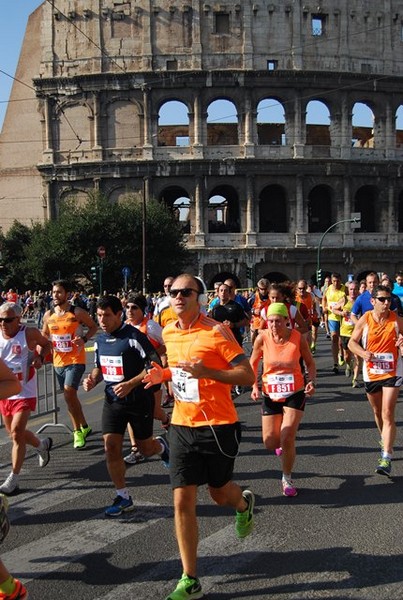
143, 273, 255, 600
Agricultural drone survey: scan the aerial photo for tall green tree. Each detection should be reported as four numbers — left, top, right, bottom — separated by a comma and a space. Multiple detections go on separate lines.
23, 192, 190, 292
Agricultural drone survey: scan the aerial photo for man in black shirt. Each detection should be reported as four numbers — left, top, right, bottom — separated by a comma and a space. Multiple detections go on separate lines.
211, 284, 248, 347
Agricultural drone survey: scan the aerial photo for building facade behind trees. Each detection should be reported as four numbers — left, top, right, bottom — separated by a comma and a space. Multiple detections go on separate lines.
1, 0, 403, 287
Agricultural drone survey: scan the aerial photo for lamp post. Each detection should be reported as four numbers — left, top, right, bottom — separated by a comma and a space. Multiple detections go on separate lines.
316, 215, 360, 286
142, 177, 148, 295
97, 246, 106, 295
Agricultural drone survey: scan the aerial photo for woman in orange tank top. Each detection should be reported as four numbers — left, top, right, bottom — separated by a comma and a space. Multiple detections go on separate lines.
250, 303, 316, 497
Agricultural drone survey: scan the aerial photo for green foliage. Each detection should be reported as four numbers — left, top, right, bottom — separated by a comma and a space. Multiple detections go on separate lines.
4, 192, 190, 292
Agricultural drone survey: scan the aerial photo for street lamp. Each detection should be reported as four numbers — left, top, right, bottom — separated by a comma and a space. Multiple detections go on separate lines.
316, 214, 361, 285
142, 177, 148, 295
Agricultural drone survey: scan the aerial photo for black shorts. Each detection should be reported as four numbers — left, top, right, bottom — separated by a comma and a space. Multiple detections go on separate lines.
102, 396, 155, 439
169, 423, 241, 489
261, 389, 306, 416
364, 376, 403, 395
340, 336, 351, 350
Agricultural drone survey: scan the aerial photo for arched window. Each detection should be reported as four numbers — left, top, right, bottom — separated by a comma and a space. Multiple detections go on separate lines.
208, 185, 240, 233
352, 102, 374, 148
257, 99, 286, 145
159, 186, 191, 233
396, 105, 403, 148
308, 185, 333, 232
354, 186, 377, 232
158, 100, 189, 146
259, 185, 287, 232
207, 99, 238, 145
306, 100, 331, 146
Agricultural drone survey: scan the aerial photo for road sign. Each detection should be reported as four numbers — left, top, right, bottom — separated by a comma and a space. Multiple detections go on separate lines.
97, 246, 106, 258
122, 267, 131, 277
350, 212, 361, 229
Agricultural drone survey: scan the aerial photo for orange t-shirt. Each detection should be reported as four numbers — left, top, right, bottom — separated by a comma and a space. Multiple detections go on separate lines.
261, 328, 304, 400
47, 307, 86, 367
163, 313, 244, 427
362, 310, 402, 382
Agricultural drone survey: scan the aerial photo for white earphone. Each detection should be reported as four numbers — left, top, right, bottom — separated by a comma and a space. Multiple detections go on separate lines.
194, 276, 208, 306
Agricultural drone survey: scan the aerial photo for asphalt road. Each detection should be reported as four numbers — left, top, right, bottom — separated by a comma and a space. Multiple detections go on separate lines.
0, 329, 402, 600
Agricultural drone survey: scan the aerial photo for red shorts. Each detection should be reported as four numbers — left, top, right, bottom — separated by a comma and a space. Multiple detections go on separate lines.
0, 398, 36, 417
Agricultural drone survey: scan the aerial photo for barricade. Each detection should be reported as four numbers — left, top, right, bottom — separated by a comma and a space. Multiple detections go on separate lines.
0, 362, 72, 435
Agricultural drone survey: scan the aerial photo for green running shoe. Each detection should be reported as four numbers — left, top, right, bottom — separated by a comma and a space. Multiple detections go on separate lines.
235, 489, 255, 539
165, 573, 203, 600
376, 458, 391, 477
73, 429, 85, 449
81, 424, 92, 439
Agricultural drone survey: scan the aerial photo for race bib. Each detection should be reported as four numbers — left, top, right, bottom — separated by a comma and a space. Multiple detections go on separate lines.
52, 334, 73, 353
368, 353, 394, 375
262, 373, 295, 401
171, 367, 200, 403
11, 364, 23, 381
100, 355, 124, 382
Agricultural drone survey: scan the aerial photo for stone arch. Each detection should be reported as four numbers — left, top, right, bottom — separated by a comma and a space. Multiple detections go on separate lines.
264, 271, 289, 283
107, 186, 138, 204
352, 102, 374, 148
306, 100, 331, 146
54, 100, 93, 153
158, 100, 190, 146
207, 99, 239, 145
105, 98, 143, 149
354, 186, 378, 232
159, 186, 191, 233
257, 98, 286, 146
209, 272, 241, 289
258, 185, 288, 232
307, 185, 333, 233
208, 185, 240, 233
57, 188, 90, 217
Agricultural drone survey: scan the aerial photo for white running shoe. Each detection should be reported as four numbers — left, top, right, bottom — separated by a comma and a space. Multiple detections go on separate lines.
37, 437, 53, 468
0, 473, 19, 495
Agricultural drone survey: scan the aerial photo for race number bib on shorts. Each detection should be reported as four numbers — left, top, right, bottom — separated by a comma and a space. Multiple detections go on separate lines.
171, 367, 200, 403
52, 334, 73, 352
368, 353, 394, 375
100, 356, 124, 382
262, 373, 295, 401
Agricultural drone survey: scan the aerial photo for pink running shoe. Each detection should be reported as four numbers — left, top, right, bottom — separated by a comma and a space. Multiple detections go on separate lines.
275, 448, 283, 456
282, 479, 298, 497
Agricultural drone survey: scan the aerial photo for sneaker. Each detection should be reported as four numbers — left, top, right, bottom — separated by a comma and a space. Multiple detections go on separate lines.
0, 474, 19, 495
338, 355, 345, 366
376, 458, 391, 477
310, 345, 316, 355
73, 429, 85, 449
332, 365, 339, 375
37, 437, 53, 468
234, 386, 243, 396
326, 333, 331, 339
0, 578, 28, 599
123, 447, 145, 465
0, 494, 10, 543
81, 425, 92, 439
351, 379, 361, 388
156, 435, 170, 468
165, 573, 203, 600
282, 478, 298, 497
345, 363, 351, 378
275, 447, 283, 456
105, 495, 134, 517
235, 489, 255, 539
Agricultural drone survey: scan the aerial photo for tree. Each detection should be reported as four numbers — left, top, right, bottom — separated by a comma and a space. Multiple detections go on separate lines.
23, 192, 191, 292
0, 221, 33, 291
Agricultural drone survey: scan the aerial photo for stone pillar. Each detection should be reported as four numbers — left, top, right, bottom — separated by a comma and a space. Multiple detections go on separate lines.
92, 93, 102, 160
246, 175, 257, 246
295, 175, 306, 246
42, 97, 54, 163
292, 94, 304, 158
387, 181, 398, 245
192, 94, 203, 158
343, 178, 354, 247
194, 176, 205, 246
191, 0, 202, 69
385, 99, 395, 159
142, 86, 153, 159
243, 91, 255, 158
340, 94, 351, 160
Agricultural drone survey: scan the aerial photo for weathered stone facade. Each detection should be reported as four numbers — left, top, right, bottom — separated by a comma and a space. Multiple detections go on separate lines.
2, 0, 403, 286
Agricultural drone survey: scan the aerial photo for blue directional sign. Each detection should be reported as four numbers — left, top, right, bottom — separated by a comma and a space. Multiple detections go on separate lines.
122, 267, 131, 277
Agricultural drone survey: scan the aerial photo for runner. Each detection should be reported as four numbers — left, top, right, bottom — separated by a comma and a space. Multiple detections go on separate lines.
0, 302, 53, 495
322, 273, 346, 374
348, 284, 403, 477
143, 273, 255, 600
331, 281, 362, 387
83, 295, 170, 516
250, 278, 270, 345
42, 280, 98, 449
250, 302, 316, 497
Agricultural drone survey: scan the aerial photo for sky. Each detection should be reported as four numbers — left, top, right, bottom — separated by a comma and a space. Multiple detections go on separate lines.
0, 1, 400, 132
0, 1, 43, 131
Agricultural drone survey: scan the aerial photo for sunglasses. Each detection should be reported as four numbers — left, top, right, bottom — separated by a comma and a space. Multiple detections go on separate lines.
126, 304, 140, 310
375, 296, 391, 303
169, 288, 198, 298
0, 317, 17, 323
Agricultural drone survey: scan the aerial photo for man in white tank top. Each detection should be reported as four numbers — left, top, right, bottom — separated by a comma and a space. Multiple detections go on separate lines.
0, 302, 53, 495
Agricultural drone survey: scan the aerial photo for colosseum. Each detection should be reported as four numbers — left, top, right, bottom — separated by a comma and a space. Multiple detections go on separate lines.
1, 0, 403, 287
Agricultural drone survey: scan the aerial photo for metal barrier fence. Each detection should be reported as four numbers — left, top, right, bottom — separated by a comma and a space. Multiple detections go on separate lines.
0, 363, 72, 435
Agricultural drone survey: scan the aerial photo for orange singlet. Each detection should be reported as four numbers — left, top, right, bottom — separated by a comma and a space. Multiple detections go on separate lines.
361, 311, 403, 382
261, 328, 304, 401
47, 307, 86, 368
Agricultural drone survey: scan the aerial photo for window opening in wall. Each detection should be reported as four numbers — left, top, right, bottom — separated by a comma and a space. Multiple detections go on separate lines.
176, 136, 190, 146
166, 59, 178, 71
215, 13, 230, 34
311, 15, 325, 36
267, 60, 278, 71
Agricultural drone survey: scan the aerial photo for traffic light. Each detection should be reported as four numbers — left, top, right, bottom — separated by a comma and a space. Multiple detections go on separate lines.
246, 267, 252, 279
316, 269, 322, 285
90, 265, 98, 282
